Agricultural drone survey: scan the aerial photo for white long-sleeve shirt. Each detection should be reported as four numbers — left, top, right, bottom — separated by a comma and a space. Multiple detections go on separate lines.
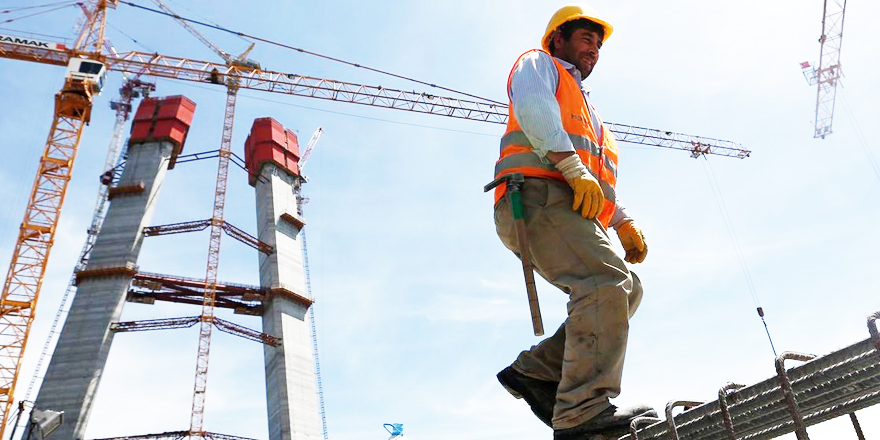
508, 50, 631, 229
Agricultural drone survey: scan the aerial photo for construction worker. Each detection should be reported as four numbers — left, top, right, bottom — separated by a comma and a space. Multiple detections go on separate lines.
492, 4, 657, 439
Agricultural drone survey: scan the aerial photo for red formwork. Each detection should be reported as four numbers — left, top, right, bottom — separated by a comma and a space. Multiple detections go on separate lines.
244, 117, 301, 185
129, 95, 197, 168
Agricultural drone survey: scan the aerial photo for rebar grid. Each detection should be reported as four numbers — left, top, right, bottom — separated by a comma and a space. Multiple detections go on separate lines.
620, 311, 880, 440
90, 430, 259, 440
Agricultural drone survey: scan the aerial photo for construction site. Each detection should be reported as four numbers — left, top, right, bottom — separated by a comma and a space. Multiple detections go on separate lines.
0, 1, 878, 440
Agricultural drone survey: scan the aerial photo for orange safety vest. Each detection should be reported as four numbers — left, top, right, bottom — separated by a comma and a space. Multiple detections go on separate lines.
494, 49, 620, 228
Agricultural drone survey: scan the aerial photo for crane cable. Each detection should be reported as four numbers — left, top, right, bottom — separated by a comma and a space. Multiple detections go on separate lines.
116, 0, 506, 106
0, 2, 79, 25
0, 27, 71, 42
165, 0, 250, 45
838, 89, 880, 185
107, 22, 155, 52
0, 1, 78, 14
700, 155, 777, 357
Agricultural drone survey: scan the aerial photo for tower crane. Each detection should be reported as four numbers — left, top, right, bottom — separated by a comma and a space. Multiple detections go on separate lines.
800, 0, 847, 139
0, 3, 751, 439
299, 127, 324, 172
0, 2, 114, 439
144, 0, 263, 435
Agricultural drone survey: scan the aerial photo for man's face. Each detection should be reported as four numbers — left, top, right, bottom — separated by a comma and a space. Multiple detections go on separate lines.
552, 28, 602, 78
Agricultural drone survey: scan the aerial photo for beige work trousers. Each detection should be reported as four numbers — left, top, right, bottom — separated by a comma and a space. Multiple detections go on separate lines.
494, 178, 643, 430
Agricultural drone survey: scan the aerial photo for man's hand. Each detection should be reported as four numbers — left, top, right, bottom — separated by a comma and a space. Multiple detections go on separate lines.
616, 220, 647, 263
554, 154, 604, 219
567, 174, 604, 219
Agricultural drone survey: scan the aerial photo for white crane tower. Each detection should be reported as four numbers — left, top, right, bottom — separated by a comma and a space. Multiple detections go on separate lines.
801, 0, 847, 139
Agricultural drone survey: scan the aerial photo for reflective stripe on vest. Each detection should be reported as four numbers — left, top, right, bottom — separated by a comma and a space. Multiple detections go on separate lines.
494, 49, 620, 228
500, 130, 602, 157
494, 150, 617, 203
498, 130, 613, 182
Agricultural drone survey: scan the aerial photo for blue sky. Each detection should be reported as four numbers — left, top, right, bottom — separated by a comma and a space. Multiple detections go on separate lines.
0, 1, 879, 439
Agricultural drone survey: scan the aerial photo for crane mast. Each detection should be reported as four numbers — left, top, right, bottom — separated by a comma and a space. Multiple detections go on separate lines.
802, 0, 847, 139
140, 1, 255, 434
0, 1, 116, 438
814, 0, 846, 139
190, 81, 238, 438
133, 2, 255, 434
73, 0, 115, 56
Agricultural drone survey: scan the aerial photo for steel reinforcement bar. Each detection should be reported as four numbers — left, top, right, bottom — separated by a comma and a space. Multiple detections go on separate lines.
90, 430, 259, 440
623, 311, 880, 440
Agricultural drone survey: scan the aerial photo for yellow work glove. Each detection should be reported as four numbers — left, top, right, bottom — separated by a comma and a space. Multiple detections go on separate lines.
555, 154, 604, 219
616, 220, 648, 264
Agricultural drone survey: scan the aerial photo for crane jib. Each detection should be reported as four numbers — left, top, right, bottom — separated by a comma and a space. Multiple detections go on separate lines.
0, 40, 750, 159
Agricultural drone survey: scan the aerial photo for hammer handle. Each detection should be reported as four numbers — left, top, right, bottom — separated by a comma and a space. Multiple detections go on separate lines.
509, 191, 544, 336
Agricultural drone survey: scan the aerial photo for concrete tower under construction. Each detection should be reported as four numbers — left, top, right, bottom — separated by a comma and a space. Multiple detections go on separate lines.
246, 117, 321, 440
31, 95, 197, 440
30, 96, 321, 439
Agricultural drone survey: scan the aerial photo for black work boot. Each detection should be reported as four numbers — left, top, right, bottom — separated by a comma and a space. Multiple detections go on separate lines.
496, 366, 558, 427
552, 404, 657, 440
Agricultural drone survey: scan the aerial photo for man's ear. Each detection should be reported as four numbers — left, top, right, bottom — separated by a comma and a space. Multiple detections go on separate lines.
550, 31, 564, 53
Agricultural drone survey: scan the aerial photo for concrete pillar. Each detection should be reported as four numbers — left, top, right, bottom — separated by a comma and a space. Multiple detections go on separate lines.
255, 163, 320, 440
31, 140, 176, 439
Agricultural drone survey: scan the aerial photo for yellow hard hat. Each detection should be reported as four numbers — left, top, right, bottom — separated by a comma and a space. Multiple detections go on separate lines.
542, 4, 614, 52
